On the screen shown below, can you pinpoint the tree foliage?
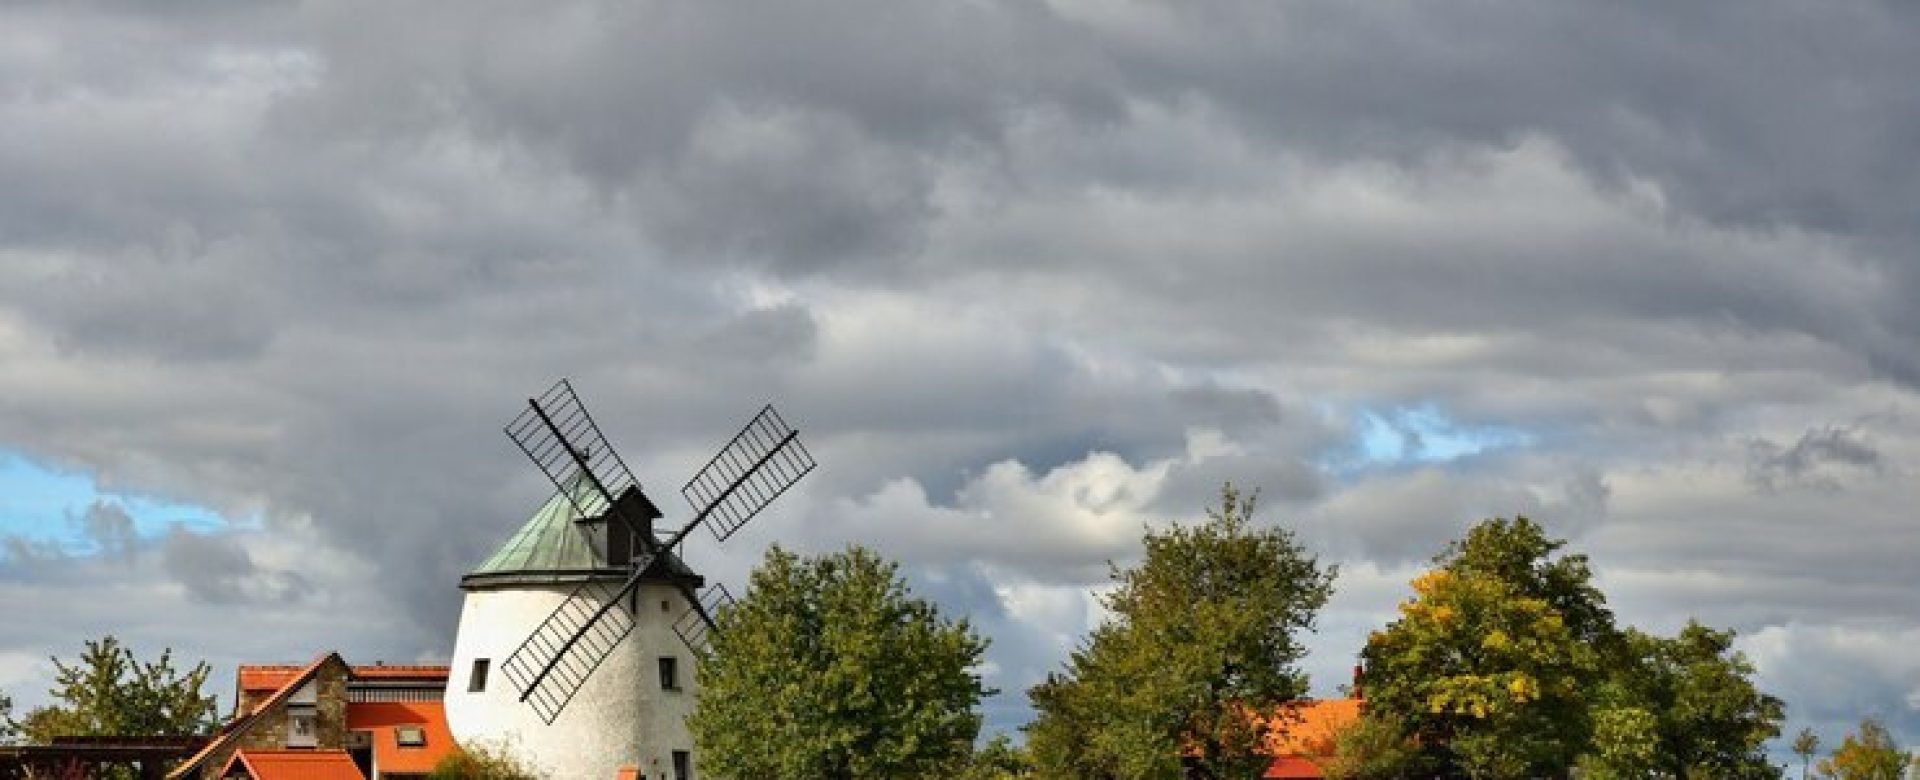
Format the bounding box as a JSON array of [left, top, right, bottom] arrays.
[[1609, 623, 1783, 778], [0, 690, 14, 744], [959, 733, 1033, 780], [1356, 517, 1785, 780], [6, 636, 216, 743], [1027, 484, 1337, 780], [688, 545, 990, 780], [1794, 727, 1821, 780], [428, 739, 546, 780], [1359, 519, 1606, 778], [1817, 719, 1913, 780]]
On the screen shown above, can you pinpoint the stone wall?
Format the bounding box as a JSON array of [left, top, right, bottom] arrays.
[[193, 657, 352, 779]]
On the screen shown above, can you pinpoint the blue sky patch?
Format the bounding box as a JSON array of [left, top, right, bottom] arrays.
[[0, 450, 229, 555], [1346, 404, 1534, 468]]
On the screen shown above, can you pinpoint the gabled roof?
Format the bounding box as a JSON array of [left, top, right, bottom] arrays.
[[345, 701, 454, 775], [169, 652, 345, 780], [221, 749, 365, 780]]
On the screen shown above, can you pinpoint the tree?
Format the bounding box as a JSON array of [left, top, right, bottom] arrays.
[[1360, 564, 1600, 779], [1026, 484, 1337, 780], [688, 545, 990, 779], [1360, 518, 1611, 779], [0, 690, 14, 745], [7, 636, 216, 743], [428, 739, 546, 780], [1357, 517, 1786, 780], [1611, 623, 1783, 778], [1794, 727, 1821, 780], [1817, 719, 1912, 780], [959, 733, 1033, 780]]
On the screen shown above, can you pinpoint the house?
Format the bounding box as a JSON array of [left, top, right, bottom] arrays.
[[164, 653, 453, 780], [1260, 697, 1365, 780]]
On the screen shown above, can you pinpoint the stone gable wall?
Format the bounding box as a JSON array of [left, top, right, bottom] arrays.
[[193, 658, 352, 779]]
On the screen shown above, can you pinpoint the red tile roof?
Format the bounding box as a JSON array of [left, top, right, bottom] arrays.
[[221, 750, 366, 780], [1260, 698, 1364, 780], [615, 767, 641, 780], [345, 701, 455, 775], [238, 665, 448, 694]]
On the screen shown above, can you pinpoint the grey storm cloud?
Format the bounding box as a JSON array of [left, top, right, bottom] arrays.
[[2, 0, 1918, 749]]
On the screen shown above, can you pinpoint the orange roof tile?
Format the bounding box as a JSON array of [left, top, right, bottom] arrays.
[[222, 750, 366, 780], [615, 767, 641, 780], [239, 664, 449, 692], [238, 666, 306, 694], [346, 701, 455, 775], [1265, 755, 1331, 779], [349, 665, 449, 681], [1263, 698, 1363, 757]]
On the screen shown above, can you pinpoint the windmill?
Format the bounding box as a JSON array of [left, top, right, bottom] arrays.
[[445, 379, 813, 780]]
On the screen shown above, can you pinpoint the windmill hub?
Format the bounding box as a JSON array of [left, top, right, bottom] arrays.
[[444, 380, 814, 780]]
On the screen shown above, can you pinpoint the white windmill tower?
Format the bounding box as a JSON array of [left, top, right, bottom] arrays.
[[446, 380, 814, 780]]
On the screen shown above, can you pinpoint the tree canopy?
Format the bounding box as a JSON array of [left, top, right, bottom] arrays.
[[1817, 719, 1914, 780], [687, 544, 990, 780], [1352, 517, 1784, 780], [1026, 484, 1336, 780], [5, 635, 216, 743]]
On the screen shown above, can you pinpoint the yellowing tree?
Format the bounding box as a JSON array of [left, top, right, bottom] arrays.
[[1818, 719, 1913, 780], [1361, 566, 1599, 779]]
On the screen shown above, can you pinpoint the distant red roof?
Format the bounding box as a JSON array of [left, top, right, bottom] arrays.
[[1260, 698, 1364, 779], [238, 665, 448, 694], [346, 701, 455, 775], [615, 767, 641, 780], [221, 749, 365, 780]]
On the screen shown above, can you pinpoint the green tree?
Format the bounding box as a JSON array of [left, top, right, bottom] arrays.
[[0, 690, 14, 744], [688, 545, 990, 779], [1817, 719, 1911, 780], [428, 739, 546, 780], [1027, 484, 1337, 780], [8, 636, 216, 743], [1794, 727, 1821, 780], [959, 733, 1033, 780], [1610, 623, 1783, 778]]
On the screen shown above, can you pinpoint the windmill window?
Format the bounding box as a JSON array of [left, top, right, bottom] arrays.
[[469, 658, 490, 693], [658, 657, 680, 691], [395, 725, 426, 748], [672, 750, 691, 780]]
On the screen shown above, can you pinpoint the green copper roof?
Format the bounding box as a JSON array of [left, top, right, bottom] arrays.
[[470, 478, 607, 577], [463, 476, 702, 590]]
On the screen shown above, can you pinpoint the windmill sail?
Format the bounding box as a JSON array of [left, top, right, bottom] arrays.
[[681, 405, 816, 542], [505, 380, 646, 535], [499, 383, 813, 724], [498, 575, 641, 724]]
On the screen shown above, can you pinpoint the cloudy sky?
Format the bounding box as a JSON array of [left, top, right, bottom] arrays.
[[3, 0, 1917, 759]]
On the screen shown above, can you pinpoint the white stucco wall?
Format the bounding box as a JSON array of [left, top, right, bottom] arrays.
[[446, 580, 701, 780]]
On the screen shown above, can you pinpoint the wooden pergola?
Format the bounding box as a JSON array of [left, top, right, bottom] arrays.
[[0, 736, 205, 780]]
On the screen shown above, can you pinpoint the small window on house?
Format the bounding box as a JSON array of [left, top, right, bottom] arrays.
[[658, 657, 679, 691], [672, 750, 691, 780], [469, 658, 490, 693], [287, 704, 318, 748], [395, 725, 426, 748]]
